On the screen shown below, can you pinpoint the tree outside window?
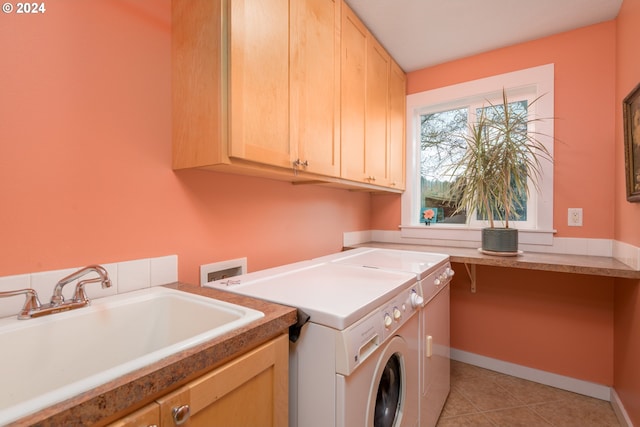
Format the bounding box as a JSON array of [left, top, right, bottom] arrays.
[[419, 100, 530, 225]]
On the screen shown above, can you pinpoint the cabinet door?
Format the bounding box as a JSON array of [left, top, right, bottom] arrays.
[[290, 0, 341, 176], [229, 0, 292, 168], [388, 60, 406, 190], [365, 38, 391, 185], [172, 0, 225, 170], [340, 3, 367, 182], [106, 402, 160, 427], [158, 334, 289, 427]]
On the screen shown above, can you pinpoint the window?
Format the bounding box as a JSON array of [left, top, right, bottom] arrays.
[[420, 98, 533, 226], [401, 64, 555, 245]]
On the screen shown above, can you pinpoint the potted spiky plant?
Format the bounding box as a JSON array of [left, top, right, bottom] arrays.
[[446, 90, 552, 254]]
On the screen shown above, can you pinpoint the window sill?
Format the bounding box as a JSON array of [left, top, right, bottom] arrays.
[[399, 225, 556, 246]]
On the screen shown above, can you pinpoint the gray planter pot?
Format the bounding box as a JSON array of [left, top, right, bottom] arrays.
[[481, 227, 518, 254]]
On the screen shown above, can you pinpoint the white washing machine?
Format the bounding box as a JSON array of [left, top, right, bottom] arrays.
[[315, 247, 454, 427], [206, 261, 422, 427]]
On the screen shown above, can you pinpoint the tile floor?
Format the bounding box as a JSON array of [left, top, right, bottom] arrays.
[[436, 361, 622, 427]]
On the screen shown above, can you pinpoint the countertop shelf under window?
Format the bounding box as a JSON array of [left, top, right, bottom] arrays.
[[347, 242, 640, 291]]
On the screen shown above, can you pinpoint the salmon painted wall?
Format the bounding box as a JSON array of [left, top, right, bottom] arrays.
[[373, 21, 618, 237], [0, 0, 370, 285], [451, 264, 614, 385], [616, 0, 640, 249], [614, 0, 640, 424], [371, 23, 621, 386]]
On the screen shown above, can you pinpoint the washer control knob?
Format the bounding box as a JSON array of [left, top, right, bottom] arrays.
[[446, 267, 455, 277], [434, 278, 441, 286], [384, 313, 393, 328], [392, 307, 402, 321], [410, 291, 424, 308]]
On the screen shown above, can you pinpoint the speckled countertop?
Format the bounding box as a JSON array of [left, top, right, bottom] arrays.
[[11, 283, 297, 427], [349, 242, 640, 279]]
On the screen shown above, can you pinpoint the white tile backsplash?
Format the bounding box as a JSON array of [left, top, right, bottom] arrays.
[[0, 255, 177, 319], [559, 238, 589, 256], [151, 255, 178, 286], [614, 241, 640, 270], [586, 239, 613, 257], [343, 230, 373, 247], [356, 230, 638, 267], [117, 259, 152, 294]]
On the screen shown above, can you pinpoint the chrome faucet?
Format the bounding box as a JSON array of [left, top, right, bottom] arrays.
[[51, 265, 112, 306], [0, 265, 112, 319]]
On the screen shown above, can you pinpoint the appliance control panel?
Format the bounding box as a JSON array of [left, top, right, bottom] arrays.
[[420, 262, 454, 304], [335, 284, 420, 376]]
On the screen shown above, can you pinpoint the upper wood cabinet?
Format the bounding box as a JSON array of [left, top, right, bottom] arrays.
[[365, 37, 391, 186], [290, 0, 341, 177], [172, 0, 225, 170], [340, 4, 367, 183], [172, 0, 404, 192], [228, 0, 291, 169], [388, 60, 407, 190], [340, 2, 406, 189], [173, 0, 340, 178], [173, 0, 291, 172]]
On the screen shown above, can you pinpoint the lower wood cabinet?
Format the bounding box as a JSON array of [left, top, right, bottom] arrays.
[[108, 334, 288, 427], [107, 402, 160, 427]]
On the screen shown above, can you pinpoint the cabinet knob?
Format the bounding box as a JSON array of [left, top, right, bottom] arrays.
[[293, 159, 309, 167], [172, 404, 191, 425]]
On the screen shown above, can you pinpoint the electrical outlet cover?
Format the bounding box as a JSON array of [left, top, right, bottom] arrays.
[[568, 208, 583, 226]]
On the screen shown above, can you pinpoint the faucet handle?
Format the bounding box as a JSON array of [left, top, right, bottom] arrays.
[[0, 288, 42, 319], [72, 277, 103, 304]]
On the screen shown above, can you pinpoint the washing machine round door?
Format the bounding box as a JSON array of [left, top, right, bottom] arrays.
[[367, 336, 407, 427]]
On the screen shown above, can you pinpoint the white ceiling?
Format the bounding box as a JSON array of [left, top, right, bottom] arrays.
[[344, 0, 623, 72]]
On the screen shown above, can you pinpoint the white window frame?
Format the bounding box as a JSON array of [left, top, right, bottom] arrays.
[[401, 64, 555, 246]]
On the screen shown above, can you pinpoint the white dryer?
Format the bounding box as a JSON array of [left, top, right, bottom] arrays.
[[206, 261, 422, 427], [316, 247, 454, 427]]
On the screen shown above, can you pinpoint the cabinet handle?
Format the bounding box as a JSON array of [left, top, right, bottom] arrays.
[[172, 404, 191, 425]]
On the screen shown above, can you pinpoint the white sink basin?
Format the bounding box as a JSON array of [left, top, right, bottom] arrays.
[[0, 286, 264, 425]]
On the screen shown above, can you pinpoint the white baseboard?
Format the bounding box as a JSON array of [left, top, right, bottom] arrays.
[[450, 348, 611, 401], [611, 388, 634, 427]]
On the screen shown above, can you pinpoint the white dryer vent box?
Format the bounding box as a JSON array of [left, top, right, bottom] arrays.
[[200, 257, 247, 286]]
